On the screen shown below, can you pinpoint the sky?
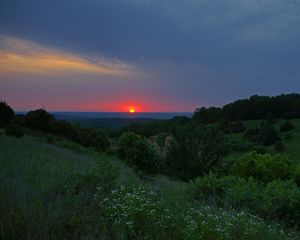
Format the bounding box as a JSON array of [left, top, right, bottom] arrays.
[[1, 0, 300, 112]]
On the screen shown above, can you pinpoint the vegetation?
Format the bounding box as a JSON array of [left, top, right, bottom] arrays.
[[232, 151, 297, 182], [166, 125, 229, 180], [1, 94, 300, 239], [1, 135, 299, 240], [187, 174, 300, 228], [118, 132, 163, 174], [0, 100, 15, 127]]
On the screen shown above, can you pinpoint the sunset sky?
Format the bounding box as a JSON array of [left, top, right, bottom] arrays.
[[1, 0, 300, 112]]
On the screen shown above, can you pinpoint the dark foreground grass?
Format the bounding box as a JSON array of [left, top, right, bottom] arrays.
[[0, 134, 299, 240]]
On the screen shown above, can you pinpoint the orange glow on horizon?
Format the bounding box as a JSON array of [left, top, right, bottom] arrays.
[[129, 107, 135, 113]]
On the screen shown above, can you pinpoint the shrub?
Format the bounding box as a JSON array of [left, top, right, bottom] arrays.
[[284, 133, 293, 140], [218, 118, 232, 133], [274, 142, 285, 152], [243, 124, 280, 146], [0, 101, 15, 127], [265, 112, 276, 124], [24, 109, 54, 131], [98, 184, 298, 239], [79, 128, 110, 151], [51, 120, 79, 141], [187, 174, 300, 228], [243, 128, 261, 143], [280, 121, 295, 132], [166, 126, 229, 181], [231, 120, 246, 133], [251, 145, 267, 154], [118, 132, 163, 174], [5, 122, 24, 137], [259, 124, 280, 146], [233, 152, 293, 182]]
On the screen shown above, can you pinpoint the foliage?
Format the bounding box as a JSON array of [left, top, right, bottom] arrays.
[[265, 112, 276, 124], [24, 109, 55, 131], [123, 116, 190, 138], [166, 125, 229, 180], [187, 174, 300, 228], [274, 142, 285, 152], [5, 120, 24, 137], [223, 94, 300, 120], [118, 132, 163, 174], [218, 119, 246, 133], [78, 127, 110, 151], [243, 123, 280, 146], [233, 152, 294, 182], [193, 107, 223, 124], [231, 119, 246, 133], [280, 121, 296, 132], [0, 135, 119, 240], [0, 100, 15, 127], [51, 120, 79, 141], [1, 132, 300, 239], [260, 123, 281, 145], [98, 184, 299, 240]]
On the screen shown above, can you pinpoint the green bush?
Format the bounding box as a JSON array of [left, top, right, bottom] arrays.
[[5, 123, 24, 138], [79, 128, 110, 151], [231, 120, 246, 133], [274, 142, 285, 152], [98, 184, 298, 239], [260, 124, 280, 146], [118, 132, 163, 174], [243, 124, 280, 146], [187, 174, 300, 228], [251, 145, 267, 154], [280, 121, 295, 132], [24, 109, 54, 131], [243, 128, 261, 143], [233, 152, 293, 182], [166, 126, 229, 180]]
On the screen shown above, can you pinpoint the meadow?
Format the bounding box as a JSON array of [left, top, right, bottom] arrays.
[[1, 95, 300, 239], [225, 119, 300, 162], [1, 134, 299, 240]]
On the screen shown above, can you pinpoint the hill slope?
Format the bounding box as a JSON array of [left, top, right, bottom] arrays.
[[0, 134, 299, 240]]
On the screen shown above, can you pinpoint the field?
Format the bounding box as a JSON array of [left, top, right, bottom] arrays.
[[226, 119, 300, 163], [1, 133, 299, 239]]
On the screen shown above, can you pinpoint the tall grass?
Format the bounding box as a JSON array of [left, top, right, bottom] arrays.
[[0, 135, 299, 239]]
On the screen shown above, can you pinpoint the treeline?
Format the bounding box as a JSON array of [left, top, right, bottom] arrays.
[[194, 93, 300, 124], [122, 94, 300, 137], [0, 101, 110, 151]]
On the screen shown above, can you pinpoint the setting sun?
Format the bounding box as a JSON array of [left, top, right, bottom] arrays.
[[129, 107, 135, 113]]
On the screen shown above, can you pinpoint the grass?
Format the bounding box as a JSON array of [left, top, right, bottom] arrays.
[[0, 133, 299, 239], [226, 119, 300, 163]]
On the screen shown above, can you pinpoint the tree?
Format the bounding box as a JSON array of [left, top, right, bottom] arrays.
[[118, 132, 163, 174], [166, 126, 229, 181], [233, 152, 293, 182], [0, 101, 15, 127], [280, 121, 295, 132], [24, 109, 54, 131], [231, 120, 246, 133], [192, 107, 223, 124], [79, 127, 110, 151], [260, 124, 280, 146]]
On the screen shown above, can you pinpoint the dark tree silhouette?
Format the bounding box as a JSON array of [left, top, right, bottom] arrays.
[[0, 101, 15, 127]]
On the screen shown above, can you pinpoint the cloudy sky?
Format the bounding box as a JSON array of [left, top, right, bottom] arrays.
[[1, 0, 300, 112]]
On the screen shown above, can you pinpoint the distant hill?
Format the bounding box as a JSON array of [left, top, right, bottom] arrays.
[[54, 115, 159, 129]]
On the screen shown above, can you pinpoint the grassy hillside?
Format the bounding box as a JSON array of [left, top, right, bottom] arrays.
[[227, 119, 300, 163], [0, 134, 299, 239]]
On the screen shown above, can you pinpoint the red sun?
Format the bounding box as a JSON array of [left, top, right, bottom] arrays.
[[129, 107, 135, 113]]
